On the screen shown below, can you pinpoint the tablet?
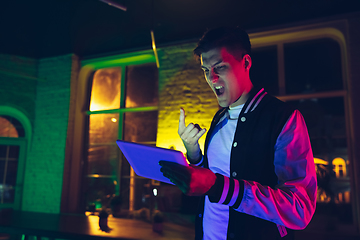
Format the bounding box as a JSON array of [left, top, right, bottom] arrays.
[[116, 140, 188, 185]]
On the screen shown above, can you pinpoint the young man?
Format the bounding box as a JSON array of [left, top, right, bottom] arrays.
[[159, 27, 317, 240]]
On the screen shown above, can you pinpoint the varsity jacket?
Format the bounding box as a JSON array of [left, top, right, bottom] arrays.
[[194, 87, 317, 240]]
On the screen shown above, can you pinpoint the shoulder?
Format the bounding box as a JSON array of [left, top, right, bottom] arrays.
[[247, 88, 295, 117]]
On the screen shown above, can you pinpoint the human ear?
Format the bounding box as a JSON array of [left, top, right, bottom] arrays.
[[243, 54, 252, 70]]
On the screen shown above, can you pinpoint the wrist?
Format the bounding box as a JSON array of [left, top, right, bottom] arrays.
[[206, 173, 224, 202], [207, 174, 244, 209], [186, 149, 202, 164]]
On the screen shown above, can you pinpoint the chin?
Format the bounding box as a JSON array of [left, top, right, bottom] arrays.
[[218, 101, 229, 108]]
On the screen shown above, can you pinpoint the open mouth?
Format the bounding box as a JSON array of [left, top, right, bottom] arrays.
[[215, 86, 225, 96]]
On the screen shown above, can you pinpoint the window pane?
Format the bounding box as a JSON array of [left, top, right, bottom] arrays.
[[89, 67, 121, 111], [123, 111, 158, 143], [0, 145, 19, 204], [118, 177, 151, 211], [89, 113, 119, 145], [6, 146, 20, 189], [87, 145, 119, 175], [6, 161, 18, 187], [125, 63, 158, 108], [8, 145, 20, 159], [120, 110, 158, 211], [250, 46, 279, 95], [288, 97, 352, 225], [84, 176, 117, 209], [0, 182, 14, 204], [0, 145, 7, 158], [284, 38, 343, 94], [0, 116, 25, 138], [85, 113, 120, 207], [88, 113, 119, 175]]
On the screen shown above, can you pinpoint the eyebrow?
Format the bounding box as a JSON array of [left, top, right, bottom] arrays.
[[201, 60, 223, 70]]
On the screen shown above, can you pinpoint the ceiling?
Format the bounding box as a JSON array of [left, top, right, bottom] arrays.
[[1, 0, 359, 59]]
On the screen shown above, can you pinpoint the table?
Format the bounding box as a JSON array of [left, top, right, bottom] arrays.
[[0, 210, 195, 240]]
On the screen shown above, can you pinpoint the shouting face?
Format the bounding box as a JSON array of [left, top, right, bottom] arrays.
[[201, 47, 252, 108]]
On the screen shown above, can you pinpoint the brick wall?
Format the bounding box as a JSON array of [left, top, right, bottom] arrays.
[[22, 54, 78, 213], [0, 54, 38, 125], [156, 43, 219, 153]]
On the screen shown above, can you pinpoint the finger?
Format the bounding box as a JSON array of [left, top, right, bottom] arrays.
[[194, 124, 201, 131], [194, 128, 207, 140], [178, 108, 186, 134], [159, 160, 183, 168], [183, 125, 205, 143], [187, 126, 201, 138], [160, 164, 189, 178], [181, 123, 196, 138], [162, 172, 189, 194], [159, 160, 172, 166]]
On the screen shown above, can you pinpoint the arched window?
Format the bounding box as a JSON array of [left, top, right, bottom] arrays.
[[0, 107, 30, 210]]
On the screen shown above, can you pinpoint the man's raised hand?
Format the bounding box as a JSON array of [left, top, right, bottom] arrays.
[[178, 108, 206, 162]]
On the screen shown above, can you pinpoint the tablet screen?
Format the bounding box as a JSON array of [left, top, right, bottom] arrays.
[[116, 140, 188, 185]]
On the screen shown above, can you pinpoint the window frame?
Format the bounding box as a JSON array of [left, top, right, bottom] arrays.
[[249, 22, 358, 232], [0, 137, 27, 210], [0, 106, 30, 210], [63, 50, 159, 213]]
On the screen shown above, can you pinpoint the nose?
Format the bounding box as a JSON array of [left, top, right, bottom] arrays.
[[208, 68, 219, 83]]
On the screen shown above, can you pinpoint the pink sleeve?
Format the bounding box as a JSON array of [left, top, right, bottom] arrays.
[[209, 110, 317, 230], [238, 110, 317, 229]]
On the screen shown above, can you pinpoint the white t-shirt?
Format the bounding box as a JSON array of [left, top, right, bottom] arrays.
[[203, 104, 243, 240]]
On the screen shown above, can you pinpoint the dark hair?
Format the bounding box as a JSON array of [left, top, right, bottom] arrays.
[[193, 27, 251, 61]]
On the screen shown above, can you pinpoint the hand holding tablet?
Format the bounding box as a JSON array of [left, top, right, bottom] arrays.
[[116, 140, 189, 185]]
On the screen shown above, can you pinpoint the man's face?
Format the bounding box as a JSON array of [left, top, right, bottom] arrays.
[[200, 47, 251, 108]]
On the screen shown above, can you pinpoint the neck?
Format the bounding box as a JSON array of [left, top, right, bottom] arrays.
[[230, 83, 253, 108]]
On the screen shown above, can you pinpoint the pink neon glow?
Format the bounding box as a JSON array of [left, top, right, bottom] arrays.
[[219, 177, 229, 204], [229, 179, 239, 206], [99, 0, 127, 11], [244, 88, 264, 113], [251, 91, 267, 112]]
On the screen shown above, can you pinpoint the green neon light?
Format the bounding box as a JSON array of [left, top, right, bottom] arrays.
[[86, 106, 158, 115], [82, 51, 156, 70]]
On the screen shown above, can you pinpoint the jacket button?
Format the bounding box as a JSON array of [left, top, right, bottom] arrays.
[[232, 172, 237, 177], [233, 142, 237, 147], [241, 117, 246, 122], [198, 214, 202, 218]]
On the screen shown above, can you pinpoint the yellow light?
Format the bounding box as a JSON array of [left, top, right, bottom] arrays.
[[89, 68, 121, 111], [314, 158, 328, 165], [111, 118, 117, 122], [332, 157, 346, 178], [151, 30, 160, 68]]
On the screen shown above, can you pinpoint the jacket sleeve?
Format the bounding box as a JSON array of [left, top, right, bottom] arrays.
[[207, 110, 317, 230]]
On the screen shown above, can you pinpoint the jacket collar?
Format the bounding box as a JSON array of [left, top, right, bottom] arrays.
[[241, 86, 267, 114], [210, 87, 267, 130]]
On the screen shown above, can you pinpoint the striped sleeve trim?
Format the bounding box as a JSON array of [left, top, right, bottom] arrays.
[[207, 173, 244, 208], [218, 177, 230, 204]]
